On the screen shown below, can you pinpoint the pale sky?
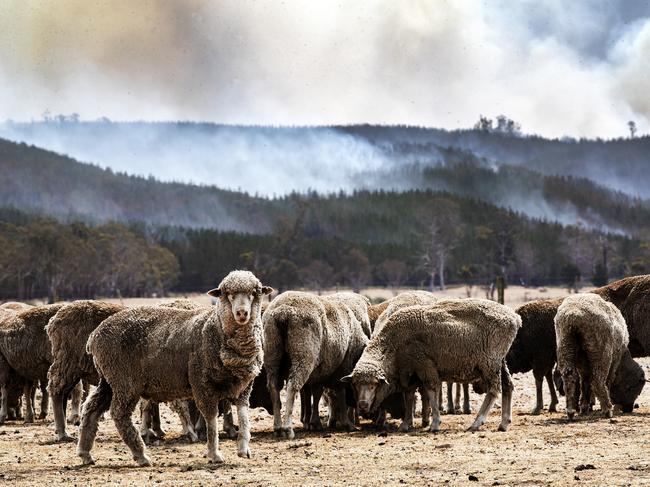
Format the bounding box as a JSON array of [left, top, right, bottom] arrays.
[[1, 0, 649, 138]]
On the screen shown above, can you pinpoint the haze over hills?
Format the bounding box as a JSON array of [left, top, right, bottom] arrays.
[[1, 122, 649, 235]]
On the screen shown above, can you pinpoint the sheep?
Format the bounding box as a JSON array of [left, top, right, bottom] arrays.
[[594, 274, 650, 357], [0, 304, 64, 424], [368, 300, 389, 332], [555, 293, 631, 419], [0, 302, 32, 311], [508, 298, 563, 414], [342, 298, 521, 432], [512, 297, 644, 415], [47, 298, 208, 443], [368, 290, 440, 430], [78, 271, 273, 466], [263, 291, 369, 439]]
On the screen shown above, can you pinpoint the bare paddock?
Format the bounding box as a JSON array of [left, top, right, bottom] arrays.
[[1, 358, 649, 486]]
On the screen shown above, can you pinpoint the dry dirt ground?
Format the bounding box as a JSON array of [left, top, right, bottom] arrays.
[[1, 360, 650, 486], [2, 287, 649, 486]]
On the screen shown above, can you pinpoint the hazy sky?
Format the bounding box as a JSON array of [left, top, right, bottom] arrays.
[[1, 0, 649, 137]]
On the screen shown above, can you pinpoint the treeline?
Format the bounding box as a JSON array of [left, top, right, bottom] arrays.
[[3, 185, 650, 300], [0, 210, 179, 301]]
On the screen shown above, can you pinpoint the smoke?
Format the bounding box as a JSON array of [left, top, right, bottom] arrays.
[[1, 1, 649, 138]]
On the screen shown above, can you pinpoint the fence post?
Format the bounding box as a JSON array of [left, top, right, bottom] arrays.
[[496, 276, 505, 304]]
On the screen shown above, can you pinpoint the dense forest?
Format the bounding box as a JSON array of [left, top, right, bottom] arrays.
[[2, 129, 650, 301]]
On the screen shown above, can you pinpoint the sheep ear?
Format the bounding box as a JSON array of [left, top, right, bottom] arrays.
[[379, 376, 389, 385], [340, 374, 353, 383], [207, 288, 222, 298], [261, 286, 275, 295]]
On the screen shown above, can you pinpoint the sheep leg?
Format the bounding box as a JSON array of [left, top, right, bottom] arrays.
[[424, 382, 442, 432], [308, 386, 323, 430], [139, 400, 158, 444], [150, 401, 165, 439], [221, 400, 238, 439], [498, 361, 514, 431], [398, 390, 415, 432], [77, 378, 112, 465], [558, 332, 579, 419], [438, 386, 444, 414], [269, 381, 283, 436], [195, 413, 206, 441], [169, 400, 199, 443], [468, 370, 499, 432], [300, 388, 311, 427], [0, 384, 8, 424], [462, 383, 472, 414], [334, 386, 355, 431], [112, 395, 151, 466], [39, 381, 49, 419], [52, 387, 75, 442], [531, 369, 544, 415], [235, 401, 252, 458], [420, 388, 431, 428], [281, 382, 301, 439], [590, 354, 613, 418], [545, 370, 559, 412], [446, 382, 454, 414], [201, 403, 224, 464], [23, 382, 35, 423], [67, 381, 83, 425], [453, 383, 462, 414]]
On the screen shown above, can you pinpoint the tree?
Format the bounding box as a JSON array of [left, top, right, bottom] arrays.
[[377, 260, 408, 293], [474, 115, 493, 132], [419, 200, 461, 291], [628, 120, 637, 138], [340, 248, 370, 293], [299, 260, 334, 294]]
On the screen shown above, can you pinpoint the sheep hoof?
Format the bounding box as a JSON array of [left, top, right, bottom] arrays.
[[67, 414, 81, 425], [78, 452, 95, 465], [398, 422, 411, 433], [185, 432, 199, 443], [497, 422, 510, 432], [207, 451, 225, 464], [308, 421, 323, 431], [548, 404, 558, 413], [56, 433, 76, 443], [141, 429, 162, 445], [38, 412, 47, 420], [566, 410, 576, 420], [454, 407, 462, 415], [530, 407, 542, 415], [467, 424, 481, 432], [224, 428, 238, 440], [24, 413, 35, 424], [282, 427, 295, 440], [463, 408, 472, 415], [603, 409, 613, 419], [237, 448, 251, 459], [136, 455, 152, 467]]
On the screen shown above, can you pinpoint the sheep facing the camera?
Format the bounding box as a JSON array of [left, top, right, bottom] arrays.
[[78, 271, 272, 466], [343, 299, 521, 433]]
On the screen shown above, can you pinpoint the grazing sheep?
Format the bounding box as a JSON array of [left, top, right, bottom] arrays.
[[78, 271, 272, 466], [263, 291, 368, 439], [0, 304, 64, 424], [594, 275, 650, 357], [508, 298, 563, 414], [343, 299, 521, 432], [368, 290, 441, 430], [514, 297, 644, 414], [47, 299, 203, 443], [555, 293, 629, 419]]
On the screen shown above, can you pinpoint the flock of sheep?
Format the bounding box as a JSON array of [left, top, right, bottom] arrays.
[[0, 270, 649, 468]]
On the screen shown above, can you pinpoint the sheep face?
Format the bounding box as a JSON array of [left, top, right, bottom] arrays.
[[341, 373, 389, 414], [206, 270, 274, 325]]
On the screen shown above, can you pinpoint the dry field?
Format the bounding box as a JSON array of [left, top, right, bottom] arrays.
[[2, 286, 649, 486]]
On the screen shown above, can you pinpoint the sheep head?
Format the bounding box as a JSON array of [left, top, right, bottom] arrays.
[[341, 364, 390, 414], [207, 270, 274, 326]]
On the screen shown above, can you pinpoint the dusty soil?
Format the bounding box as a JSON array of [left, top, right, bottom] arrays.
[[1, 358, 650, 486]]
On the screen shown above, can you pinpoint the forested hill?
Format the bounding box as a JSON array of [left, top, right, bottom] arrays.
[[1, 137, 649, 236], [3, 136, 650, 299]]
